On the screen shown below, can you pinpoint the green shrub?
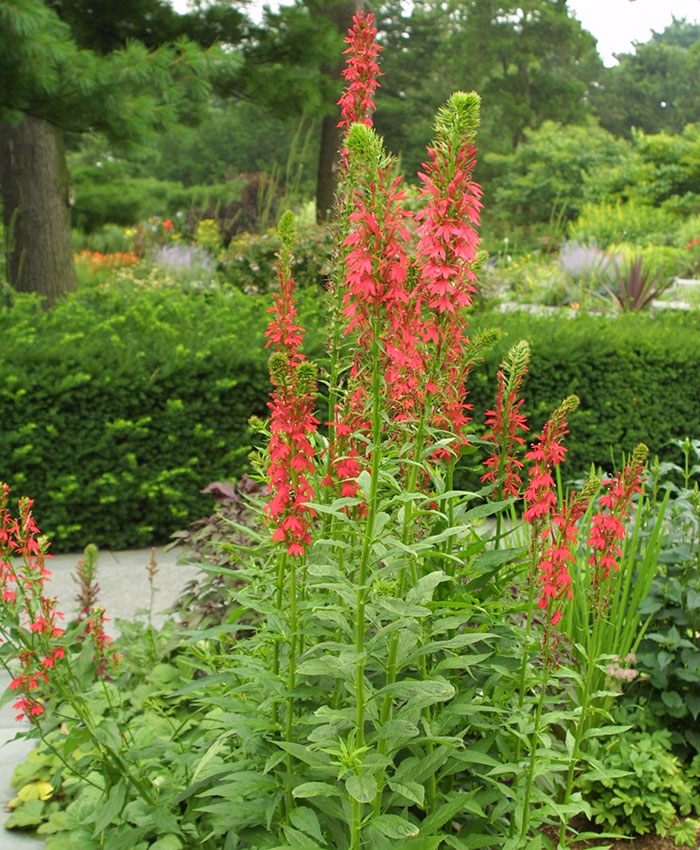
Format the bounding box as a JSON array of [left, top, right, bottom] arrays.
[[71, 225, 134, 254], [0, 279, 326, 553], [487, 120, 629, 226], [220, 225, 332, 294], [567, 199, 678, 248], [581, 728, 700, 839]]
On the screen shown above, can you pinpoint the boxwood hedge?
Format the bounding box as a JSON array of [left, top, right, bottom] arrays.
[[2, 284, 698, 553]]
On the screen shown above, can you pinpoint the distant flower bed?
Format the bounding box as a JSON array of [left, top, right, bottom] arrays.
[[75, 250, 138, 269]]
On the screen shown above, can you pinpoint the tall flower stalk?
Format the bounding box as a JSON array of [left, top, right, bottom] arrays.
[[512, 394, 579, 826], [414, 92, 483, 457], [325, 10, 383, 510], [482, 340, 530, 548], [559, 444, 648, 847], [264, 213, 318, 807]]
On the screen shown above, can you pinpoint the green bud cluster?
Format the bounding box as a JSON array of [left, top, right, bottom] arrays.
[[580, 470, 602, 504], [631, 443, 649, 469], [559, 394, 580, 420], [268, 352, 290, 386], [278, 210, 296, 250], [501, 339, 530, 391], [296, 361, 318, 395], [434, 90, 481, 150], [346, 123, 387, 174]]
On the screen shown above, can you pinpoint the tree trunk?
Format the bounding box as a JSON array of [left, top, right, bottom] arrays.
[[316, 111, 344, 223], [314, 0, 365, 223], [0, 114, 76, 307]]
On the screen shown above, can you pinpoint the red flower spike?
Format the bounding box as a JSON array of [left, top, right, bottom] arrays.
[[413, 98, 484, 454], [264, 222, 319, 558], [537, 473, 600, 664], [338, 11, 382, 131], [523, 396, 579, 528], [587, 445, 648, 609], [481, 341, 530, 498]]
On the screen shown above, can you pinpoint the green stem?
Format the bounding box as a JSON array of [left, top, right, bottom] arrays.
[[272, 550, 287, 678], [559, 614, 601, 847], [520, 662, 549, 840], [510, 520, 542, 838], [351, 330, 382, 850], [285, 556, 299, 816]]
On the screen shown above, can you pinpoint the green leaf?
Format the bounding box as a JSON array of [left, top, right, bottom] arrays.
[[583, 724, 630, 740], [4, 798, 45, 829], [93, 783, 126, 836], [290, 806, 324, 843], [192, 731, 235, 782], [471, 548, 523, 571], [293, 782, 342, 799], [357, 470, 372, 499], [281, 825, 324, 848], [661, 690, 685, 713], [406, 571, 451, 605], [149, 837, 183, 850], [378, 679, 456, 710], [686, 588, 700, 611], [372, 814, 419, 839], [151, 807, 181, 834], [463, 499, 514, 521], [387, 779, 425, 806], [686, 694, 700, 720], [345, 774, 377, 803]]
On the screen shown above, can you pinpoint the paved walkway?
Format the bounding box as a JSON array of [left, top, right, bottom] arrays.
[[1, 546, 198, 848]]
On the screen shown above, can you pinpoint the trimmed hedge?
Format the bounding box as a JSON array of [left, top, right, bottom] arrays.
[[0, 284, 325, 553], [2, 285, 699, 553]]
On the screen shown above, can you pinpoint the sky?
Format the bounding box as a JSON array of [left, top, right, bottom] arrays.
[[172, 0, 700, 65], [565, 0, 700, 65]]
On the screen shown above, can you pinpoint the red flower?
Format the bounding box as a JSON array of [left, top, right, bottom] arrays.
[[163, 219, 174, 231], [481, 342, 530, 498], [337, 11, 382, 131], [587, 444, 648, 608], [1, 487, 68, 722], [264, 219, 319, 557], [413, 93, 483, 453], [523, 396, 579, 528]]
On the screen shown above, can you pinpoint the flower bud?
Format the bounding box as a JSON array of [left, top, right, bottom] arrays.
[[434, 91, 481, 149], [268, 352, 290, 386], [631, 443, 649, 470], [346, 123, 386, 173], [295, 361, 318, 396], [278, 210, 296, 251]]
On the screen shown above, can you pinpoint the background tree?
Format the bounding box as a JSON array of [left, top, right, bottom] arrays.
[[0, 0, 234, 305], [236, 0, 362, 221], [444, 0, 602, 153], [591, 18, 700, 138]]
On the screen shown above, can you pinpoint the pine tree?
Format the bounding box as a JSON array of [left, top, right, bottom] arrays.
[[0, 0, 229, 305]]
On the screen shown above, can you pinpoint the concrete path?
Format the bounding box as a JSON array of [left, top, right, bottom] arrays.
[[1, 546, 198, 848]]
